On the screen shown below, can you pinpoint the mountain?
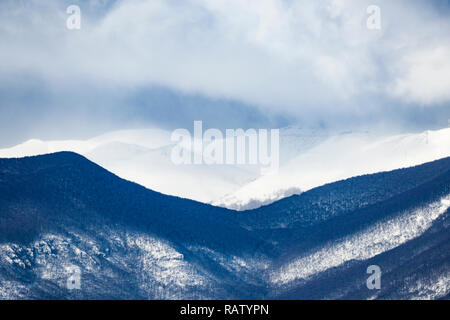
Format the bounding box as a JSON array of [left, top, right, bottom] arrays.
[[1, 127, 449, 210], [0, 152, 270, 299], [252, 164, 450, 299], [0, 152, 449, 299], [0, 128, 263, 205], [215, 127, 450, 209]]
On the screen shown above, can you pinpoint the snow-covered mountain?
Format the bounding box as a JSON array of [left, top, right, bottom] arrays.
[[0, 128, 261, 204], [1, 152, 449, 299], [216, 128, 450, 209], [1, 127, 449, 210]]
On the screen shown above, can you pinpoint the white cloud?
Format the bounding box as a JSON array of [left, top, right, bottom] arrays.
[[391, 45, 450, 105], [0, 0, 449, 117]]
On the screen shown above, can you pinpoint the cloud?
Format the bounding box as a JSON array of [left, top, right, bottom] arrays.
[[391, 45, 450, 105], [0, 0, 449, 131]]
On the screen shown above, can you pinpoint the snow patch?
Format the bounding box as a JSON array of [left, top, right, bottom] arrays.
[[271, 195, 450, 285]]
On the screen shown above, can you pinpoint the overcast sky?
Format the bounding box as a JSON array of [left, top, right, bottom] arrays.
[[0, 0, 449, 146]]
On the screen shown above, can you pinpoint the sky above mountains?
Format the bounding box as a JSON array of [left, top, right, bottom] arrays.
[[1, 0, 450, 146]]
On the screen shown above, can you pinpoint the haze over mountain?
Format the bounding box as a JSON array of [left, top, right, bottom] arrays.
[[0, 152, 449, 299], [1, 126, 449, 210]]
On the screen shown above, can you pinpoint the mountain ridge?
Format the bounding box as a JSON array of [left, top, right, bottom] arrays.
[[1, 152, 449, 299], [2, 127, 450, 210]]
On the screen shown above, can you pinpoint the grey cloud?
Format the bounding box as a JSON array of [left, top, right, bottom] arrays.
[[0, 0, 449, 145]]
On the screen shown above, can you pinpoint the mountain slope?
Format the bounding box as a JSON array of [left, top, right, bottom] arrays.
[[0, 152, 449, 299], [0, 152, 268, 253], [237, 156, 450, 230], [1, 127, 449, 210], [0, 152, 272, 299], [217, 128, 450, 209]]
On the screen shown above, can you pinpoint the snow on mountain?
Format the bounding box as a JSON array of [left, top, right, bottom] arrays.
[[214, 128, 450, 210], [271, 196, 450, 286], [0, 229, 211, 299], [0, 127, 449, 209], [0, 128, 258, 202], [0, 126, 324, 204]]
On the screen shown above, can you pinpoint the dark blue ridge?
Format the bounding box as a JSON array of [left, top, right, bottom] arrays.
[[0, 151, 449, 299]]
